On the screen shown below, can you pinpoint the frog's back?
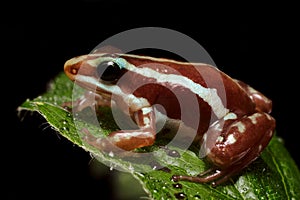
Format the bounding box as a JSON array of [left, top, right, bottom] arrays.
[[123, 55, 255, 117]]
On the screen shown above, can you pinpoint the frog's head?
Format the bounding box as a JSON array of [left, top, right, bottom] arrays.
[[64, 53, 151, 112], [64, 53, 131, 96]]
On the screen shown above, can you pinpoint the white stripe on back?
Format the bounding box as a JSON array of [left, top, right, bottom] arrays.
[[123, 60, 229, 118]]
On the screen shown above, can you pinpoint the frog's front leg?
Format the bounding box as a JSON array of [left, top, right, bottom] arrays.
[[173, 111, 275, 186], [83, 107, 156, 151]]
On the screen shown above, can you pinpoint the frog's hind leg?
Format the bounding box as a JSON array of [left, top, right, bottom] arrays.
[[173, 111, 275, 186], [209, 127, 275, 187]]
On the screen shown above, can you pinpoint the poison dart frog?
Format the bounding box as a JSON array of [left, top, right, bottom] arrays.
[[64, 50, 275, 186]]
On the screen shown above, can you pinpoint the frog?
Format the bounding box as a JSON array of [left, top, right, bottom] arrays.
[[63, 50, 275, 186]]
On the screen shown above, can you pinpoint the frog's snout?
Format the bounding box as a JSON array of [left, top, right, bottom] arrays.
[[64, 56, 83, 81]]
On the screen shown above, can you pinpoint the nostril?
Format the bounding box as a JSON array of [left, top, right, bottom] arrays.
[[70, 67, 78, 75], [64, 57, 82, 75]]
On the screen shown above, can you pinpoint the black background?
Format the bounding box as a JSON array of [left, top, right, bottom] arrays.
[[3, 1, 299, 199]]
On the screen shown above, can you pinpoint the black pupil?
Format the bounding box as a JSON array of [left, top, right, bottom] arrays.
[[97, 61, 122, 82]]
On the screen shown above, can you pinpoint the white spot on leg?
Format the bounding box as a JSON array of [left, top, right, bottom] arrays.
[[249, 113, 262, 124], [114, 135, 121, 143], [202, 133, 208, 143], [216, 136, 224, 142], [225, 134, 237, 145], [265, 113, 272, 121], [214, 123, 222, 131], [142, 107, 152, 115], [232, 121, 246, 133], [268, 130, 273, 137], [143, 117, 150, 127], [224, 112, 237, 120], [258, 144, 263, 152]]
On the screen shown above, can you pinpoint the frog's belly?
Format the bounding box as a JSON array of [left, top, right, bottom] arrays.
[[154, 106, 202, 148]]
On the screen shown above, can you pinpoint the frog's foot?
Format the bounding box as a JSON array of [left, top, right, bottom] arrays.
[[172, 167, 238, 187], [173, 111, 275, 186], [81, 107, 157, 152], [171, 168, 223, 186]]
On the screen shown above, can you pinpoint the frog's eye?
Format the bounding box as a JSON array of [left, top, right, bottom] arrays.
[[96, 61, 125, 83]]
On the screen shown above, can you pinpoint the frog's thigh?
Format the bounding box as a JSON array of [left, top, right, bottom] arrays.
[[206, 112, 275, 168], [176, 112, 275, 186]]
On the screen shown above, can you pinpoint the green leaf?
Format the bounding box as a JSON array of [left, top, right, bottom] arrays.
[[18, 72, 300, 199]]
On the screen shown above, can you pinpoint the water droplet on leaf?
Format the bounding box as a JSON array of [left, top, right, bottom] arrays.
[[172, 183, 182, 189], [174, 192, 186, 199]]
